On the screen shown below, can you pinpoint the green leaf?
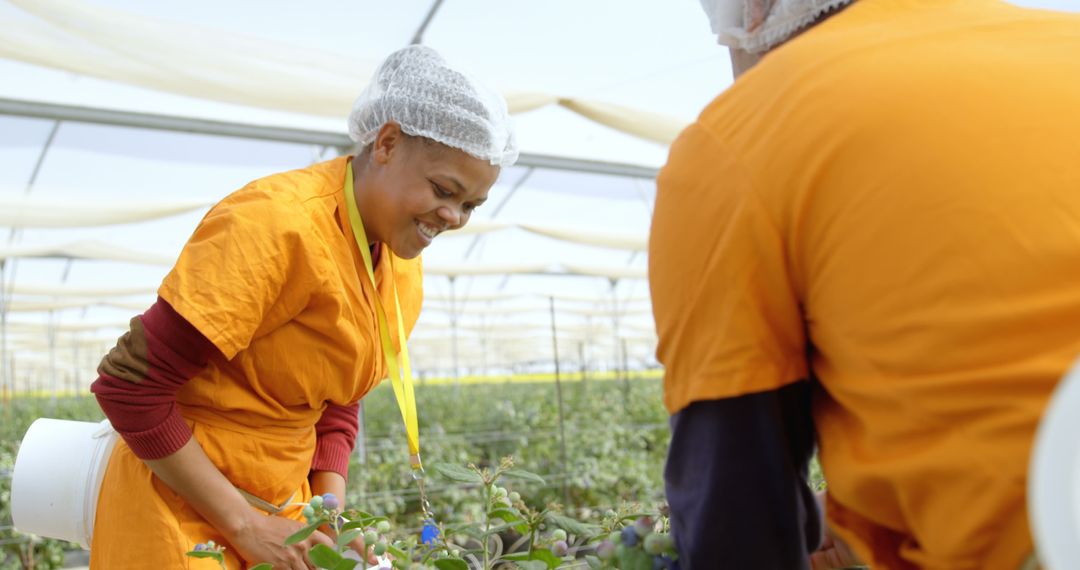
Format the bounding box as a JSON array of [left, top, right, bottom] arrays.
[[331, 559, 358, 570], [545, 513, 601, 538], [341, 515, 387, 532], [336, 529, 362, 549], [501, 468, 546, 485], [445, 524, 484, 539], [433, 559, 469, 570], [249, 564, 274, 570], [484, 521, 523, 536], [431, 462, 484, 484], [527, 548, 562, 569], [185, 551, 224, 562], [618, 512, 656, 523], [285, 521, 322, 545], [343, 509, 376, 520], [387, 544, 409, 560], [585, 555, 602, 569], [618, 546, 653, 570], [308, 544, 344, 567], [488, 508, 522, 522]]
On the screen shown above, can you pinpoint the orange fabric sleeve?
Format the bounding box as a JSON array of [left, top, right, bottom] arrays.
[[158, 188, 321, 359], [650, 124, 808, 415]]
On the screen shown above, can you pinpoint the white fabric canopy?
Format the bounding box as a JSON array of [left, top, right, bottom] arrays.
[[1, 0, 687, 145], [0, 240, 175, 265], [5, 283, 158, 297], [5, 299, 150, 312], [0, 195, 211, 228], [6, 320, 129, 332]]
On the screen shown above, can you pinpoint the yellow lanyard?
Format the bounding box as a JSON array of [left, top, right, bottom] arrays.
[[343, 161, 422, 471]]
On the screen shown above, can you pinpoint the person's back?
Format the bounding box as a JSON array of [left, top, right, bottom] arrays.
[[652, 0, 1080, 567]]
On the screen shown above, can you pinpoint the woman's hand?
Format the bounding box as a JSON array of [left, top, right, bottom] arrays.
[[309, 470, 373, 560], [809, 490, 863, 570], [145, 440, 334, 569], [225, 511, 335, 570], [809, 526, 861, 570]]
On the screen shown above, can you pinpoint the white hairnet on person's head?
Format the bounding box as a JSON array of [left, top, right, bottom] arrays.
[[348, 45, 518, 167], [699, 0, 854, 54]]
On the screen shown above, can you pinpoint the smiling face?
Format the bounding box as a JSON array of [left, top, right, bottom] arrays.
[[353, 123, 501, 259]]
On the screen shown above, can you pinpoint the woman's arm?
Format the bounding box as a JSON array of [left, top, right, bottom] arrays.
[[92, 298, 332, 568], [310, 403, 367, 557]]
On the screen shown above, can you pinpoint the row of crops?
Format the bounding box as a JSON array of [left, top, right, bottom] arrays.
[[0, 377, 671, 569]]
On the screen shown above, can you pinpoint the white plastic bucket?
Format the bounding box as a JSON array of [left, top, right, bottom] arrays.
[[1029, 358, 1080, 569], [11, 418, 118, 549]]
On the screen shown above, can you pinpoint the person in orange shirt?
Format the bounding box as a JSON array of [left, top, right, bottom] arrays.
[[651, 0, 1080, 569], [89, 45, 516, 569]]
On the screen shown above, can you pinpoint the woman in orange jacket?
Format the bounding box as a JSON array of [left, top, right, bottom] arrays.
[[89, 45, 517, 569]]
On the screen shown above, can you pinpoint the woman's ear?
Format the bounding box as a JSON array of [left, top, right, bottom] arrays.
[[372, 122, 404, 165]]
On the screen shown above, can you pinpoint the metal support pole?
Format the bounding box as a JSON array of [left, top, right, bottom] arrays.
[[0, 260, 8, 405], [579, 341, 587, 383], [621, 338, 630, 383], [610, 278, 629, 407], [356, 400, 368, 508], [549, 296, 570, 505], [48, 309, 57, 406], [410, 0, 447, 45], [448, 276, 460, 389], [356, 401, 367, 465]]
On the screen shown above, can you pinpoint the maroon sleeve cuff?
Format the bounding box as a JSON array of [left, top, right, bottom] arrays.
[[117, 405, 193, 460], [311, 401, 359, 478], [311, 434, 353, 478]]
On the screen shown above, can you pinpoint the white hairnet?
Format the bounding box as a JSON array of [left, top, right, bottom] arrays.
[[348, 45, 518, 167], [699, 0, 854, 54]]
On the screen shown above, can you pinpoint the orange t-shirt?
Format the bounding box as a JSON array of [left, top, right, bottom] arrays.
[[161, 156, 422, 483], [650, 1, 1080, 568]]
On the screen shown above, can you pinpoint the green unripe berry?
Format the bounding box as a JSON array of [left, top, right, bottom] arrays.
[[644, 533, 673, 555], [302, 505, 315, 520], [508, 491, 521, 503], [373, 541, 388, 556], [309, 495, 324, 509], [376, 520, 391, 533], [494, 486, 508, 499], [633, 516, 654, 537], [552, 529, 567, 542], [451, 549, 460, 558], [363, 530, 379, 546], [596, 539, 616, 560]]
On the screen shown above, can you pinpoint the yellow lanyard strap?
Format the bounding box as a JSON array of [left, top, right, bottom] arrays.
[[344, 161, 422, 471]]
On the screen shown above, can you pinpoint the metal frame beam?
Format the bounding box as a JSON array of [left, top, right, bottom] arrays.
[[0, 97, 660, 179]]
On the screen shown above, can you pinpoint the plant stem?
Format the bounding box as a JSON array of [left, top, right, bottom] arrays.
[[483, 485, 491, 570]]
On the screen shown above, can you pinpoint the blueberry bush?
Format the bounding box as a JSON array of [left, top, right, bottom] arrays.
[[187, 456, 680, 570]]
